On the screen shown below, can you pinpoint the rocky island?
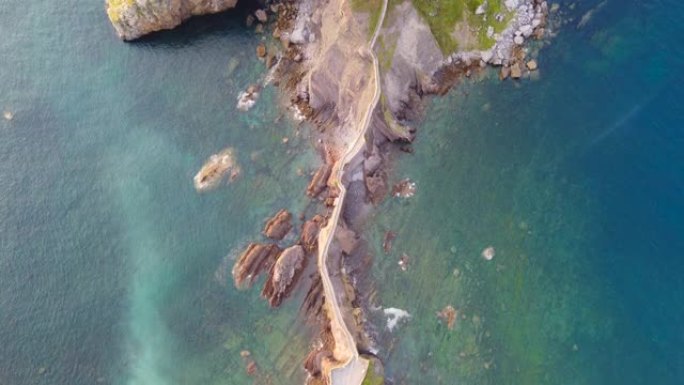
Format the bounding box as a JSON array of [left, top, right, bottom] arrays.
[[106, 0, 552, 384]]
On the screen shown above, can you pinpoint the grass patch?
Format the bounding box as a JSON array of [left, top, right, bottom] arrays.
[[361, 360, 384, 385], [411, 0, 513, 53]]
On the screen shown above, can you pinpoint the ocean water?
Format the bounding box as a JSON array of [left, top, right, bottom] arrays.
[[0, 1, 316, 384], [368, 0, 684, 384], [1, 1, 683, 385]]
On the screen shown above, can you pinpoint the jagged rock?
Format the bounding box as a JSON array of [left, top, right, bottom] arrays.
[[301, 215, 325, 252], [365, 172, 387, 204], [526, 60, 538, 71], [306, 164, 332, 198], [106, 0, 239, 41], [194, 147, 240, 191], [232, 243, 281, 289], [261, 245, 305, 306], [262, 209, 293, 240]]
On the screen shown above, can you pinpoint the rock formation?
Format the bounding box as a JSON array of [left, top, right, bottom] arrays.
[[300, 215, 325, 252], [106, 0, 239, 41], [232, 243, 281, 289], [262, 209, 293, 240], [261, 245, 305, 306], [193, 147, 240, 192]]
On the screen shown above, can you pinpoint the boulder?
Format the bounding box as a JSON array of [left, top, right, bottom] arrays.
[[526, 60, 538, 71], [261, 245, 305, 306], [106, 0, 239, 41], [262, 209, 293, 240], [510, 63, 523, 79]]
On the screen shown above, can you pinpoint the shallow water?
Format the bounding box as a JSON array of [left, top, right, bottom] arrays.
[[1, 0, 683, 385], [368, 1, 684, 384], [1, 2, 315, 384]]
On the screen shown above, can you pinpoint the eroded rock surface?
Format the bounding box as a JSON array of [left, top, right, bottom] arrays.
[[262, 245, 305, 306], [106, 0, 239, 40], [263, 209, 293, 240], [232, 243, 281, 289]]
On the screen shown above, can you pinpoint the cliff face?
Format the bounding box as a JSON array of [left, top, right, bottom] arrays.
[[106, 0, 238, 40]]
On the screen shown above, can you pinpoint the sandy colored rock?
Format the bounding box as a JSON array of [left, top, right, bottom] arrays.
[[262, 245, 305, 306], [106, 0, 239, 41], [262, 209, 293, 240], [510, 63, 523, 79], [499, 66, 511, 80], [526, 60, 538, 71], [256, 43, 267, 58], [194, 148, 240, 191]]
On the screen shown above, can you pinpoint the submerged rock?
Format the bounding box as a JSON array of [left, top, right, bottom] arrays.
[[106, 0, 239, 41], [262, 209, 293, 240], [437, 305, 458, 330], [193, 147, 240, 191]]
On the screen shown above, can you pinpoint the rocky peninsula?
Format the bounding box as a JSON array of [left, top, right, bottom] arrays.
[[106, 0, 551, 384]]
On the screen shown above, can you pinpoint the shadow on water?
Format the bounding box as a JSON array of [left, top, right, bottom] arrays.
[[130, 0, 261, 48]]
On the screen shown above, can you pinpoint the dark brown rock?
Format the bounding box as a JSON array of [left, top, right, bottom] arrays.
[[301, 215, 326, 252], [262, 209, 293, 240], [232, 243, 281, 289]]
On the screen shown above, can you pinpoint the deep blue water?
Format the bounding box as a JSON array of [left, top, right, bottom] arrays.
[[0, 0, 683, 385]]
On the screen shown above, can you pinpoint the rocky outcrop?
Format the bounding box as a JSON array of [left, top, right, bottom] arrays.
[[262, 209, 293, 240], [106, 0, 239, 41], [306, 163, 332, 198], [232, 243, 281, 289], [262, 245, 305, 306], [300, 215, 325, 252]]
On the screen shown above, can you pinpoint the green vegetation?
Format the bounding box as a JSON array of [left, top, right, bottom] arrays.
[[410, 0, 513, 53], [361, 360, 385, 385]]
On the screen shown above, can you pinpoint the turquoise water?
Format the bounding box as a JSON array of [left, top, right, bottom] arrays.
[[1, 2, 314, 384], [368, 1, 684, 384], [1, 0, 683, 385]]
